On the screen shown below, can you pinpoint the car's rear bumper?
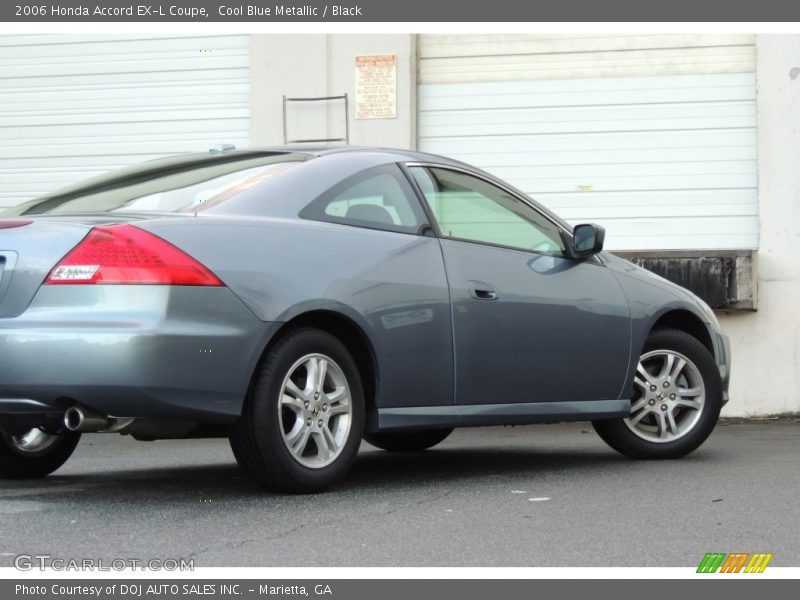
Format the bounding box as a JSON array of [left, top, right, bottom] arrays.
[[0, 285, 278, 423]]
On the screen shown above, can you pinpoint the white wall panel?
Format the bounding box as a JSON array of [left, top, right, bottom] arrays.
[[418, 35, 757, 251], [0, 34, 251, 207], [419, 34, 756, 83]]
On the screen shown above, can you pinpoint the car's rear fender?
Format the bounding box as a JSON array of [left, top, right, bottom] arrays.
[[139, 216, 456, 411], [249, 306, 380, 419]]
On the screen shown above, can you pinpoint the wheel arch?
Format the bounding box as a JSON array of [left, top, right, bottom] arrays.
[[595, 309, 724, 459], [619, 306, 717, 402], [247, 309, 379, 416], [649, 308, 714, 357]]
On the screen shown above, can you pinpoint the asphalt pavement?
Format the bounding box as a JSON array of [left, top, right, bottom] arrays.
[[1, 420, 798, 567]]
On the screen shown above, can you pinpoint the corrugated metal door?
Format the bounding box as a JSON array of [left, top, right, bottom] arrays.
[[418, 35, 757, 251], [0, 34, 250, 208]]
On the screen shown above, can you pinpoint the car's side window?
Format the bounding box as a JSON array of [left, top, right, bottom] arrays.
[[300, 164, 428, 235], [409, 166, 566, 256]]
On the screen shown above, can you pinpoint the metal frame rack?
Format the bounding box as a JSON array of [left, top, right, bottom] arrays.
[[282, 94, 350, 144]]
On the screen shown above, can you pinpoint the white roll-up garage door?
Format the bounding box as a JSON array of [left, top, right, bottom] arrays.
[[418, 35, 757, 251], [0, 34, 251, 208]]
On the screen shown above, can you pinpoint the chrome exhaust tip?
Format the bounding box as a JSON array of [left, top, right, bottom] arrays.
[[64, 406, 108, 432]]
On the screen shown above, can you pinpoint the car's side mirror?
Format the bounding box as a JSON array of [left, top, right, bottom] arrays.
[[568, 223, 605, 259]]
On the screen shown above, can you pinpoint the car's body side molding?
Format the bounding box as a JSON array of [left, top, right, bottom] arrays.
[[368, 399, 630, 433]]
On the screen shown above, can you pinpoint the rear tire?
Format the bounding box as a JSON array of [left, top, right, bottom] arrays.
[[592, 328, 722, 459], [0, 426, 81, 479], [364, 429, 453, 452], [230, 327, 365, 493]]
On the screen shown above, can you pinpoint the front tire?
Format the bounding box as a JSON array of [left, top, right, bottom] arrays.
[[592, 328, 722, 459], [0, 426, 81, 479], [230, 328, 365, 493], [364, 429, 453, 452]]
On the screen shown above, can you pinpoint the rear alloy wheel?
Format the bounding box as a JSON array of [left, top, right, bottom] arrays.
[[592, 328, 722, 459], [278, 353, 354, 469], [364, 429, 453, 452], [230, 328, 364, 493], [0, 426, 81, 479]]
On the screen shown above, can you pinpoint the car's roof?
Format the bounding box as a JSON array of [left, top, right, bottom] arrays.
[[25, 146, 470, 203], [3, 144, 572, 233]]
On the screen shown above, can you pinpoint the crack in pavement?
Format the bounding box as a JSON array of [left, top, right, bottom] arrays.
[[186, 490, 453, 563]]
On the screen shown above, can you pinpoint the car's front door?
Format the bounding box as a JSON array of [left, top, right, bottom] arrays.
[[407, 165, 631, 406]]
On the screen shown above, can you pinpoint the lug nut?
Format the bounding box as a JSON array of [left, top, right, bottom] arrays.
[[318, 419, 323, 428], [650, 385, 657, 392], [304, 401, 309, 409], [670, 394, 676, 400], [648, 399, 656, 406], [661, 405, 668, 411], [663, 381, 670, 388], [322, 404, 328, 412], [314, 392, 320, 400]]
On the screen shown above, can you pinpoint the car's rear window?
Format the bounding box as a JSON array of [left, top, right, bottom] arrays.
[[2, 153, 307, 216]]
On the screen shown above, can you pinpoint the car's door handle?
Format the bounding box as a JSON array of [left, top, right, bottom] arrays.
[[468, 281, 498, 301]]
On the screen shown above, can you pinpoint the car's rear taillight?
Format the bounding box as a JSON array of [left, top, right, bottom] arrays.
[[44, 224, 223, 286]]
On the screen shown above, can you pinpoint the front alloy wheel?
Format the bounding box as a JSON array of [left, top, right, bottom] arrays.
[[625, 349, 705, 443], [592, 328, 722, 459]]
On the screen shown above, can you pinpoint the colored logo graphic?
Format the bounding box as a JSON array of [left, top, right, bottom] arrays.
[[697, 552, 773, 573]]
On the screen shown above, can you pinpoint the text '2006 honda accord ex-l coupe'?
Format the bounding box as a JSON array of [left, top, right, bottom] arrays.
[[0, 146, 730, 493]]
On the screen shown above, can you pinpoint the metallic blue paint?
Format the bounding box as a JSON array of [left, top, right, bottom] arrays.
[[0, 147, 731, 432]]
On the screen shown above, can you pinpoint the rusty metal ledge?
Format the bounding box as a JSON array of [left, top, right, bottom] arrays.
[[612, 250, 757, 311]]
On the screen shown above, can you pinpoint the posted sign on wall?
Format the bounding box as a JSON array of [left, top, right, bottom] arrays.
[[355, 54, 397, 119]]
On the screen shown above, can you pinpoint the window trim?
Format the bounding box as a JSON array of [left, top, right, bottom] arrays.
[[403, 162, 574, 258], [298, 163, 432, 236]]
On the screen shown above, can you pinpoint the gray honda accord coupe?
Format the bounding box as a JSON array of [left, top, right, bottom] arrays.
[[0, 146, 730, 492]]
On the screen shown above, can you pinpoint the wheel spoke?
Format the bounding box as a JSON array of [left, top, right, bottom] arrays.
[[288, 427, 312, 456], [327, 401, 350, 418], [303, 358, 319, 395], [666, 410, 679, 436], [312, 430, 334, 462], [678, 386, 703, 398], [322, 424, 337, 451], [630, 397, 649, 413], [674, 398, 702, 411], [284, 415, 305, 443], [326, 386, 347, 404], [636, 363, 656, 387], [315, 358, 328, 393], [281, 393, 305, 414], [669, 356, 687, 381], [628, 407, 650, 427], [655, 411, 669, 439], [658, 354, 675, 380], [284, 379, 306, 400]]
